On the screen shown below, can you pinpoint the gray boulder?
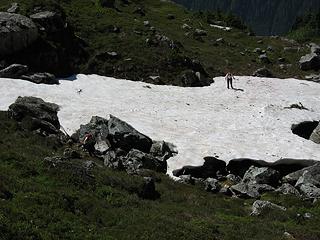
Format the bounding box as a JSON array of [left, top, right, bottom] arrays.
[[0, 64, 28, 79], [30, 11, 66, 33], [310, 123, 320, 144], [79, 116, 109, 140], [283, 163, 320, 186], [242, 166, 280, 186], [230, 182, 274, 198], [226, 174, 242, 184], [8, 96, 60, 130], [194, 29, 207, 37], [298, 183, 320, 199], [295, 164, 320, 187], [259, 54, 271, 64], [7, 3, 19, 13], [310, 43, 320, 55], [123, 149, 167, 174], [150, 140, 174, 161], [305, 74, 320, 82], [21, 116, 60, 134], [178, 175, 195, 185], [103, 150, 123, 170], [251, 200, 286, 216], [275, 183, 300, 197], [299, 53, 320, 71], [253, 68, 273, 77], [0, 12, 38, 55], [204, 178, 220, 193], [178, 70, 203, 87], [182, 23, 192, 30], [21, 72, 58, 85], [78, 116, 110, 155], [253, 48, 262, 54], [108, 115, 153, 153]]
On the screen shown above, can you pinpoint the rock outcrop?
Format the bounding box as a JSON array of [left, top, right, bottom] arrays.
[[242, 166, 280, 186], [73, 115, 174, 174], [0, 12, 38, 56], [251, 200, 286, 216], [8, 96, 60, 134], [175, 157, 319, 199], [0, 64, 28, 78], [299, 53, 320, 71]]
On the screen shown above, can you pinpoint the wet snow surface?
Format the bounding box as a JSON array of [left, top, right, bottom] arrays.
[[1, 74, 320, 173]]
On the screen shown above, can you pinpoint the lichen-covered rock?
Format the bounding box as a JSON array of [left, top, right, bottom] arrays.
[[283, 163, 320, 186], [123, 149, 167, 174], [242, 166, 280, 186], [204, 178, 220, 193], [178, 175, 195, 185], [298, 183, 320, 199], [251, 200, 286, 216], [230, 182, 274, 198], [275, 183, 300, 197]]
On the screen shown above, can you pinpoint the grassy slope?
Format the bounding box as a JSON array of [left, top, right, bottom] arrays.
[[0, 0, 318, 82], [0, 111, 320, 240]]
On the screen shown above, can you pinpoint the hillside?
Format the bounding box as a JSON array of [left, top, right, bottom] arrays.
[[288, 10, 320, 42], [0, 0, 319, 84], [173, 0, 320, 36]]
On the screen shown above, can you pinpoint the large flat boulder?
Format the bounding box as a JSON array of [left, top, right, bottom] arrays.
[[8, 96, 60, 130], [283, 163, 320, 186], [299, 53, 320, 71], [0, 64, 28, 78], [242, 166, 280, 186], [123, 149, 167, 174], [251, 200, 286, 216], [108, 115, 153, 153], [230, 182, 274, 198], [227, 158, 318, 178], [0, 12, 38, 55]]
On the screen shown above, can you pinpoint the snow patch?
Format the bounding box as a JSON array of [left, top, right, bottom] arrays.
[[1, 75, 320, 174]]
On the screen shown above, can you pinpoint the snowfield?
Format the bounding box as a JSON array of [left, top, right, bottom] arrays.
[[1, 74, 320, 173]]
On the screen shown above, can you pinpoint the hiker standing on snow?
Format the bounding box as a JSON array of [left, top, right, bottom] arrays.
[[225, 72, 235, 89]]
